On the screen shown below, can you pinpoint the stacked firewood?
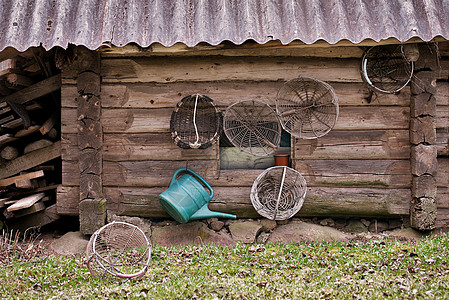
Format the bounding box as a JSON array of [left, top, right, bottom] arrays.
[[0, 47, 63, 232]]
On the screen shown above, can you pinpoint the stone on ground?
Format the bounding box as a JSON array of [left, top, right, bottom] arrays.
[[50, 231, 89, 256], [344, 219, 368, 233], [387, 227, 431, 241], [228, 221, 263, 243], [152, 222, 235, 246], [268, 221, 351, 243], [259, 218, 277, 232], [108, 214, 152, 238]]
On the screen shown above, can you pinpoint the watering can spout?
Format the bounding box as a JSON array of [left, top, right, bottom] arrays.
[[190, 205, 236, 221]]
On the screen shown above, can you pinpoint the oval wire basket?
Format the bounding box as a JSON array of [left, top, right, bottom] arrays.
[[251, 166, 307, 220], [170, 94, 222, 149]]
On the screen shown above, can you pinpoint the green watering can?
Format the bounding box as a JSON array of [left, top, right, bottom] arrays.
[[158, 168, 236, 223]]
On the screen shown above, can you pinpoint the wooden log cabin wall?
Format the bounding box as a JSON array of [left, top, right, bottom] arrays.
[[57, 40, 449, 230]]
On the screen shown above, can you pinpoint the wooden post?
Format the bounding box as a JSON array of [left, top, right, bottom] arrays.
[[75, 46, 105, 235], [410, 43, 439, 230]]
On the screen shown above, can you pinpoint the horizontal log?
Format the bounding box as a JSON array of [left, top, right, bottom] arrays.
[[436, 209, 449, 228], [62, 81, 412, 108], [295, 160, 411, 188], [294, 130, 410, 160], [61, 133, 218, 161], [437, 187, 449, 209], [437, 81, 449, 106], [62, 160, 219, 186], [62, 105, 410, 134], [100, 42, 367, 58], [101, 186, 410, 219], [437, 158, 449, 187], [95, 57, 365, 84], [103, 134, 217, 161], [437, 106, 448, 129], [62, 108, 170, 134], [437, 131, 449, 156]]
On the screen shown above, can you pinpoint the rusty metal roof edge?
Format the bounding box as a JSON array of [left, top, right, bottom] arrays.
[[1, 0, 449, 53]]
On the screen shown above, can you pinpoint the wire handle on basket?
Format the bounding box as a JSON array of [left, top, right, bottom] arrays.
[[274, 166, 287, 220], [189, 94, 201, 149]]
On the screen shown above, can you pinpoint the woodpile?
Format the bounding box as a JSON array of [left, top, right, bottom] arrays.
[[0, 47, 62, 233]]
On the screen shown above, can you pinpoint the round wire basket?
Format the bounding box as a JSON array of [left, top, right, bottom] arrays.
[[276, 76, 339, 139], [361, 44, 414, 94], [223, 99, 282, 156], [170, 94, 222, 149], [86, 221, 152, 280], [251, 166, 307, 220]]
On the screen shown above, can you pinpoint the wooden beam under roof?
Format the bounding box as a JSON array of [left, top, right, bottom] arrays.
[[99, 36, 448, 57]]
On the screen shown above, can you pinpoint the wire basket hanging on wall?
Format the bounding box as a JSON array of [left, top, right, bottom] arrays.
[[170, 94, 222, 149], [251, 166, 307, 220], [361, 44, 414, 94], [276, 76, 339, 139], [86, 221, 152, 280], [223, 99, 282, 156]]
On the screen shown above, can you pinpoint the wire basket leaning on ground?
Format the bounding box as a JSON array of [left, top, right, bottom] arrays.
[[223, 99, 282, 156], [276, 76, 339, 139], [86, 221, 152, 280], [251, 166, 307, 220], [170, 94, 222, 149]]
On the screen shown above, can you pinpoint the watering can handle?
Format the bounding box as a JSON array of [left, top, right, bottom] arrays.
[[170, 168, 214, 200]]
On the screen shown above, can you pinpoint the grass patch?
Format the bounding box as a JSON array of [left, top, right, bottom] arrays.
[[1, 234, 449, 299]]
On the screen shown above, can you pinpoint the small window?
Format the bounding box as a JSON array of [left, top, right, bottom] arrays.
[[219, 129, 291, 169]]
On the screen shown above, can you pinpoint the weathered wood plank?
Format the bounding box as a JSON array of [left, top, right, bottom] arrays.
[[103, 186, 410, 218], [7, 193, 45, 212], [437, 105, 449, 129], [62, 106, 410, 134], [437, 187, 449, 209], [437, 81, 449, 106], [295, 160, 411, 188], [62, 160, 219, 186], [103, 133, 218, 161], [61, 133, 218, 161], [0, 141, 61, 179], [335, 106, 409, 130], [98, 38, 445, 57], [56, 185, 79, 215], [62, 81, 412, 108], [0, 170, 44, 187], [437, 131, 449, 156], [96, 57, 364, 84], [100, 43, 366, 58], [1, 74, 61, 105], [294, 130, 410, 160], [437, 158, 449, 187], [11, 201, 46, 218], [62, 108, 171, 134]]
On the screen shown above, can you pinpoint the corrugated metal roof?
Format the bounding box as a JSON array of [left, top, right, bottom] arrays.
[[1, 0, 448, 52]]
